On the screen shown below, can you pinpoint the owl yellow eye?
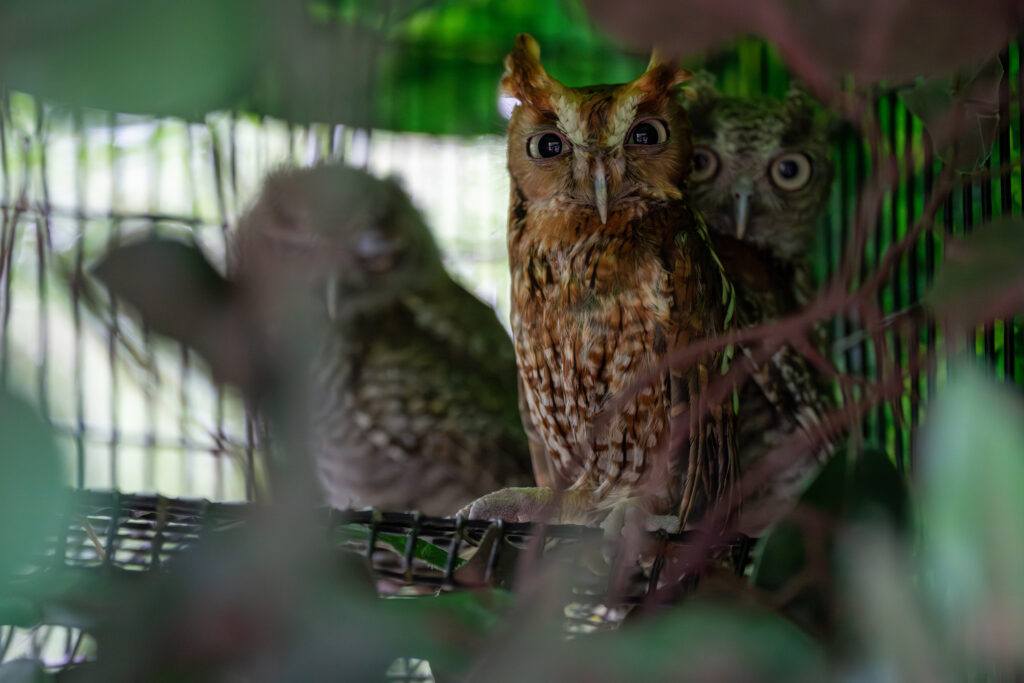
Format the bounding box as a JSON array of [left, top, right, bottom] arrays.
[[626, 118, 668, 146], [527, 131, 568, 159], [769, 152, 812, 191], [691, 146, 719, 182]]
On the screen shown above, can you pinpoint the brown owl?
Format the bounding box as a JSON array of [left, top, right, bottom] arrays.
[[232, 164, 536, 515], [95, 164, 535, 516], [683, 80, 837, 534], [464, 35, 737, 528]]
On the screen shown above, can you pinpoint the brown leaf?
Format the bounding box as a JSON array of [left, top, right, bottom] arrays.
[[583, 0, 1023, 86], [924, 217, 1024, 331], [91, 237, 261, 390], [899, 57, 1003, 171]]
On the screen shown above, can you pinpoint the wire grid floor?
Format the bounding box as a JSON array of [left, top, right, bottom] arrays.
[[2, 489, 752, 676], [25, 490, 749, 595]]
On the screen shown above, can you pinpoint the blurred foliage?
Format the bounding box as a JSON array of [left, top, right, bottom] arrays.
[[0, 389, 68, 647], [899, 57, 1004, 171], [838, 365, 1024, 680], [89, 236, 261, 391], [466, 600, 827, 682], [36, 520, 511, 681], [583, 0, 1022, 85], [0, 0, 645, 134], [924, 217, 1024, 332], [4, 0, 1013, 144], [378, 0, 645, 134], [918, 363, 1024, 669], [752, 444, 908, 638], [0, 0, 256, 121], [3, 1, 1024, 681], [0, 390, 66, 580]]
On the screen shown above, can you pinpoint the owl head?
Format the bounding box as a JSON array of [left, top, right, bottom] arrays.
[[684, 79, 834, 261], [234, 164, 446, 320], [502, 34, 691, 225]]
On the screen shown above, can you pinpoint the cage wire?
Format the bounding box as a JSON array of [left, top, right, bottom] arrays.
[[1, 33, 1023, 677]]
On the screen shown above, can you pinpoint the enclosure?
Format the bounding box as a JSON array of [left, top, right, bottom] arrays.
[[1, 1, 1024, 681]]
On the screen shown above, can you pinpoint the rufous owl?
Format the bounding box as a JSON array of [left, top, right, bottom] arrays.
[[465, 35, 738, 528]]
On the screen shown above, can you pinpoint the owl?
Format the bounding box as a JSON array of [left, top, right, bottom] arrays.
[[95, 164, 534, 515], [464, 35, 737, 528], [683, 81, 837, 534], [231, 164, 539, 515]]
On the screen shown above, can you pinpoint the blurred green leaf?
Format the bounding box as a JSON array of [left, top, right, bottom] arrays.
[[470, 601, 827, 682], [2, 571, 117, 631], [393, 588, 514, 678], [919, 363, 1024, 667], [585, 605, 825, 682], [0, 390, 66, 581], [0, 597, 41, 628], [0, 0, 256, 120], [753, 521, 807, 594], [754, 443, 907, 587], [924, 217, 1024, 333], [752, 444, 907, 637], [841, 524, 952, 682], [0, 659, 50, 683], [0, 0, 645, 134]]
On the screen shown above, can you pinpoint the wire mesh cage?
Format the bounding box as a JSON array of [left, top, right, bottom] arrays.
[[21, 490, 749, 603], [2, 39, 1021, 503], [2, 489, 751, 674], [1, 3, 1023, 678]]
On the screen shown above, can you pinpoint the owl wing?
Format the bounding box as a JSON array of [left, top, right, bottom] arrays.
[[410, 277, 555, 491], [730, 254, 834, 457], [399, 279, 537, 480], [313, 280, 533, 516], [666, 206, 740, 525], [728, 261, 836, 535], [516, 373, 564, 490]]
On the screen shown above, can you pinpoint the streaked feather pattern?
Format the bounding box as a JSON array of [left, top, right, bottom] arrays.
[[496, 35, 739, 526]]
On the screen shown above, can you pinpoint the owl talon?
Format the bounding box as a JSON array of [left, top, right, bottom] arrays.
[[599, 500, 681, 540], [460, 487, 606, 526], [459, 487, 556, 523]]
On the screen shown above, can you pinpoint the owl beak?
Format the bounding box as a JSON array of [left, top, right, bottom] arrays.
[[593, 158, 608, 224], [732, 177, 754, 240]]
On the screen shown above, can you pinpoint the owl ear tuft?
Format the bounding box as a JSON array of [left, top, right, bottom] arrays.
[[500, 33, 555, 111], [784, 84, 837, 138], [784, 86, 817, 117], [633, 49, 690, 96], [680, 70, 719, 105]]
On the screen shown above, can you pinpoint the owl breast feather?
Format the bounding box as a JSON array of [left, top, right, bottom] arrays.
[[510, 206, 688, 506]]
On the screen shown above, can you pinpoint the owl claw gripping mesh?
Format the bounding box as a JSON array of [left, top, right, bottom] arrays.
[[486, 34, 739, 530]]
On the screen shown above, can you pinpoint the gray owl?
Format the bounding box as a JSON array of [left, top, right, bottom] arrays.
[[92, 164, 536, 515], [684, 82, 837, 534], [230, 164, 536, 516]]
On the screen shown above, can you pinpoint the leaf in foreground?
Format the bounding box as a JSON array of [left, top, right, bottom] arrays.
[[918, 363, 1024, 668]]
